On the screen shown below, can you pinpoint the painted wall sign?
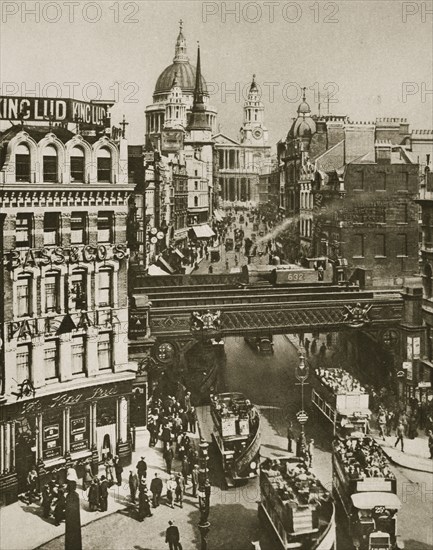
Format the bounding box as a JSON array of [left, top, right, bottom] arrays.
[[7, 243, 128, 270], [0, 96, 112, 127]]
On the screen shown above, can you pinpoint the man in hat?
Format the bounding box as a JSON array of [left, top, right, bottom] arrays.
[[150, 473, 163, 508], [99, 475, 109, 512], [165, 520, 181, 550], [136, 456, 147, 484]]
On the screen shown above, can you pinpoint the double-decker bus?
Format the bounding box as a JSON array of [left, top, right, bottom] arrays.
[[210, 392, 260, 485], [333, 435, 403, 549], [259, 457, 336, 549]]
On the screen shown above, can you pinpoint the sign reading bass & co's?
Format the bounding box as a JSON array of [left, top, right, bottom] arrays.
[[7, 243, 128, 270]]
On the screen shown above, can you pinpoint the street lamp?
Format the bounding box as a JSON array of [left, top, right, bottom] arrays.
[[197, 439, 211, 550], [295, 354, 310, 458]]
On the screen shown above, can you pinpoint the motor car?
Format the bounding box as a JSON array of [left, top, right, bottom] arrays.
[[244, 336, 274, 354]]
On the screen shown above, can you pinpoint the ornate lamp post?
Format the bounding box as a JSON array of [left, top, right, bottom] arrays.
[[295, 354, 310, 458], [197, 439, 211, 550]]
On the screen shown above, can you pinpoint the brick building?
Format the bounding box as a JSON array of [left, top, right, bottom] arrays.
[[0, 115, 136, 505]]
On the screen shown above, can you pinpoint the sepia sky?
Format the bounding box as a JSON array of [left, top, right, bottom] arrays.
[[1, 0, 432, 147]]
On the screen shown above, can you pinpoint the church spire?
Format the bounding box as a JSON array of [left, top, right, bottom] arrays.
[[173, 19, 189, 62], [188, 43, 211, 131]]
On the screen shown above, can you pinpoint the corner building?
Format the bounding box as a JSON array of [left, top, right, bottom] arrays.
[[0, 121, 136, 505]]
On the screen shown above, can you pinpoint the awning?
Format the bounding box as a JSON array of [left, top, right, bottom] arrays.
[[156, 257, 175, 274], [191, 224, 215, 239], [148, 264, 170, 276], [351, 492, 401, 510]]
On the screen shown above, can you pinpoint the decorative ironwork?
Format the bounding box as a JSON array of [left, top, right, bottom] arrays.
[[11, 379, 35, 400], [191, 310, 222, 337], [342, 303, 372, 328]]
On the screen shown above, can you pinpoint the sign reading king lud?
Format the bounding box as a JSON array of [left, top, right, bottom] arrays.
[[0, 96, 113, 127]]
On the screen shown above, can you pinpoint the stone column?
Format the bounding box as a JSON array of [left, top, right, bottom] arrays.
[[31, 336, 45, 389], [118, 397, 128, 443], [10, 421, 15, 472], [85, 327, 99, 376], [59, 333, 73, 382], [36, 413, 43, 462]]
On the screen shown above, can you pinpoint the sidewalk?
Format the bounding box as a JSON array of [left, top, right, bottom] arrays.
[[285, 334, 433, 474], [0, 426, 203, 550]]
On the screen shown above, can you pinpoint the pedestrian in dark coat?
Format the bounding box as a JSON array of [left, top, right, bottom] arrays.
[[88, 479, 99, 511], [136, 457, 147, 483], [150, 473, 163, 508], [304, 338, 310, 355], [99, 476, 109, 512], [428, 430, 433, 459], [187, 407, 197, 433], [181, 455, 190, 485], [164, 446, 174, 475], [319, 342, 327, 360], [113, 455, 123, 486], [180, 409, 189, 432], [161, 425, 173, 450], [41, 484, 52, 518], [54, 488, 66, 525], [165, 520, 181, 550], [311, 339, 317, 355], [138, 486, 152, 521], [129, 471, 139, 503]]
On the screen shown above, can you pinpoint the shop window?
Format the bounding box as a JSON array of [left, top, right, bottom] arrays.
[[16, 345, 30, 383], [43, 145, 58, 182], [44, 212, 60, 246], [97, 212, 114, 243], [45, 272, 59, 312], [397, 233, 408, 257], [71, 212, 87, 244], [44, 341, 58, 380], [17, 275, 31, 317], [97, 148, 112, 183], [71, 337, 85, 375], [70, 403, 90, 453], [98, 333, 112, 370], [16, 213, 33, 247], [70, 146, 85, 182], [98, 269, 112, 307], [15, 143, 31, 182], [42, 410, 63, 461], [70, 269, 87, 310]]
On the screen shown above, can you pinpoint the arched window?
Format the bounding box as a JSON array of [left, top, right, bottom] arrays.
[[70, 146, 85, 182], [424, 263, 432, 299], [70, 269, 87, 311], [15, 143, 31, 182], [43, 145, 58, 182], [194, 196, 198, 207], [97, 147, 112, 183], [45, 271, 60, 312], [17, 274, 32, 317]]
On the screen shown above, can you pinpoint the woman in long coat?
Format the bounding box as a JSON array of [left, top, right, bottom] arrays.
[[83, 461, 93, 490], [88, 479, 100, 511]]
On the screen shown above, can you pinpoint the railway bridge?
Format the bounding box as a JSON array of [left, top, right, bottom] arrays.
[[128, 273, 423, 393]]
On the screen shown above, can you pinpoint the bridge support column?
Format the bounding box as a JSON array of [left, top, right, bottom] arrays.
[[400, 286, 424, 402]]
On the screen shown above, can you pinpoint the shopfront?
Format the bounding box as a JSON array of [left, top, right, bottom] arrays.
[[0, 378, 133, 506]]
